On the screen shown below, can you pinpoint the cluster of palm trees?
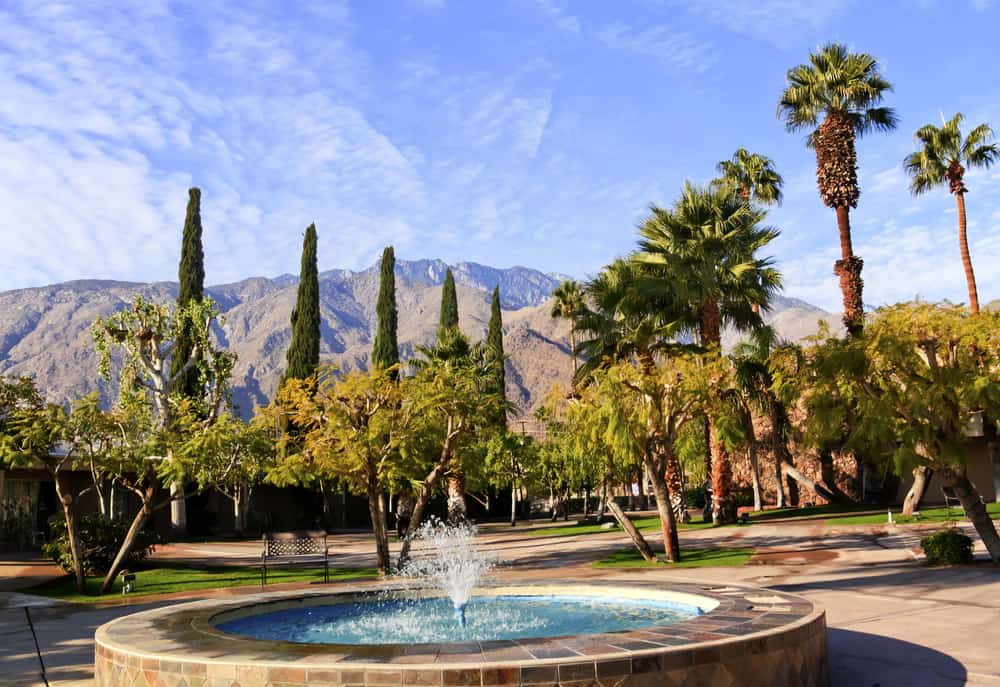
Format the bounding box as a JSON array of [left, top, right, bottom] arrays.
[[549, 42, 996, 524]]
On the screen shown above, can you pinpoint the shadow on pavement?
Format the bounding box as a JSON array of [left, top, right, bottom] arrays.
[[827, 628, 967, 686]]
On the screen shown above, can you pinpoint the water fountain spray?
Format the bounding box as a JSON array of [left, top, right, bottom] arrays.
[[398, 518, 494, 626]]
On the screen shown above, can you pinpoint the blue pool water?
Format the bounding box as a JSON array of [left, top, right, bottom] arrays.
[[216, 594, 700, 644]]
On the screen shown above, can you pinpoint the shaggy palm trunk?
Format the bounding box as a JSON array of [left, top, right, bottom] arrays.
[[954, 192, 980, 315], [902, 466, 934, 517], [447, 471, 466, 522], [606, 498, 656, 563], [816, 111, 864, 337], [940, 465, 1000, 562], [569, 324, 578, 375], [665, 449, 690, 523], [710, 425, 737, 524], [54, 476, 85, 593], [367, 482, 391, 576]]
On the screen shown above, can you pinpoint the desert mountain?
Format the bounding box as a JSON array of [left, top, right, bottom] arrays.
[[0, 259, 841, 416]]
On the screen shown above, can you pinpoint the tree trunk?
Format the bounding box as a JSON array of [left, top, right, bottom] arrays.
[[606, 498, 656, 563], [583, 486, 591, 517], [647, 457, 680, 562], [398, 430, 455, 569], [955, 192, 980, 315], [233, 489, 244, 536], [367, 484, 391, 576], [169, 480, 187, 537], [835, 252, 865, 338], [447, 470, 466, 522], [597, 481, 608, 522], [940, 465, 1000, 562], [902, 466, 934, 517], [744, 411, 763, 512], [54, 475, 85, 594], [701, 416, 713, 522], [986, 419, 1000, 504], [100, 488, 153, 594], [780, 463, 846, 504], [710, 422, 736, 524], [569, 324, 578, 376], [638, 466, 649, 510], [510, 480, 517, 527]]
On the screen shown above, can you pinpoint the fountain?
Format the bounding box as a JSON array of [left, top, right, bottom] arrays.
[[94, 521, 830, 686]]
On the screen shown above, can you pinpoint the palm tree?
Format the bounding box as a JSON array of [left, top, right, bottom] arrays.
[[904, 113, 998, 315], [713, 148, 784, 207], [550, 280, 586, 375], [634, 183, 781, 524], [778, 43, 897, 336]]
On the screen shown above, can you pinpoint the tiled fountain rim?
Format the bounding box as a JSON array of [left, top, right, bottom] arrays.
[[95, 579, 824, 672]]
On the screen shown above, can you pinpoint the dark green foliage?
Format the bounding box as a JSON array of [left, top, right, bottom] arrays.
[[920, 528, 974, 565], [170, 187, 206, 400], [486, 286, 506, 408], [437, 268, 459, 343], [285, 224, 321, 381], [372, 246, 399, 376], [44, 515, 157, 576]]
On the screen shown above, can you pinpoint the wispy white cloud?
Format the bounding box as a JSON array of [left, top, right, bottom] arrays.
[[673, 0, 850, 47], [595, 22, 715, 72]]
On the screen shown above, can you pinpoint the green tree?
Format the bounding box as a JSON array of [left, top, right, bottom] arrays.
[[437, 267, 459, 341], [269, 368, 408, 574], [486, 286, 506, 415], [170, 187, 206, 399], [92, 295, 236, 592], [285, 224, 321, 381], [779, 43, 897, 335], [372, 246, 400, 376], [778, 303, 1000, 560], [635, 183, 780, 524], [550, 280, 585, 375], [713, 148, 784, 207], [903, 113, 998, 315]]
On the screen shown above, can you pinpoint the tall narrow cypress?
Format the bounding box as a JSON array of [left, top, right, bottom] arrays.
[[437, 268, 459, 341], [371, 247, 399, 376], [487, 286, 505, 398], [170, 187, 205, 399], [285, 224, 321, 380]]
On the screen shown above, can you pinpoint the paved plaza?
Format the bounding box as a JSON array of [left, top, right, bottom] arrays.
[[1, 515, 998, 686]]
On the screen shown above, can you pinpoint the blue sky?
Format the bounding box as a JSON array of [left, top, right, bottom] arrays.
[[2, 1, 1000, 311]]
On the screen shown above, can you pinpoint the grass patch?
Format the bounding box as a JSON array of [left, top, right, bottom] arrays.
[[27, 562, 377, 603], [828, 502, 1000, 526], [592, 546, 754, 568], [747, 503, 877, 522], [527, 516, 716, 538]]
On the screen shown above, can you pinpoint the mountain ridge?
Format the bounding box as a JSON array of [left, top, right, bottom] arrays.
[[0, 259, 841, 416]]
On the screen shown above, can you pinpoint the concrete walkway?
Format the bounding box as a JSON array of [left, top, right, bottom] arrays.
[[1, 517, 998, 686]]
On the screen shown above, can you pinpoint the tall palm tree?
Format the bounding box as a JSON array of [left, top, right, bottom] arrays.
[[778, 43, 897, 336], [550, 280, 586, 375], [713, 148, 784, 207], [904, 113, 998, 315], [634, 183, 781, 524]]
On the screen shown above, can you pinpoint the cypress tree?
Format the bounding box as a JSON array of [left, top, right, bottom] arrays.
[[487, 286, 505, 397], [285, 224, 321, 380], [372, 246, 399, 377], [437, 268, 459, 342], [170, 187, 205, 399]]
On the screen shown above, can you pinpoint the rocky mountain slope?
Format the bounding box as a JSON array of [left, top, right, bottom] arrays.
[[0, 259, 841, 416]]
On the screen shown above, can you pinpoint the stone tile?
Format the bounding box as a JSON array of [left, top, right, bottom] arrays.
[[403, 669, 443, 686], [519, 665, 557, 684], [441, 668, 481, 686]]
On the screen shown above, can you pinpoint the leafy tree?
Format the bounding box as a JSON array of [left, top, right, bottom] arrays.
[[713, 148, 784, 207], [285, 224, 321, 381], [550, 280, 586, 375], [91, 295, 236, 592], [372, 246, 400, 376], [482, 431, 538, 526], [268, 368, 408, 574], [635, 183, 780, 524], [177, 410, 274, 535], [779, 303, 1000, 560], [779, 43, 897, 335], [170, 187, 206, 399], [903, 113, 999, 315]]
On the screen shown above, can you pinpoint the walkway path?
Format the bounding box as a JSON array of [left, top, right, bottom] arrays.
[[1, 516, 997, 686]]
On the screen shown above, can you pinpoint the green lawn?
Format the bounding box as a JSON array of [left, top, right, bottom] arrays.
[[527, 516, 717, 538], [747, 503, 878, 522], [828, 502, 1000, 526], [28, 563, 377, 603], [592, 546, 754, 568]]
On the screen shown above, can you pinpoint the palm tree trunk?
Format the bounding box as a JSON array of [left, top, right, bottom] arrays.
[[955, 192, 980, 315], [710, 422, 736, 524], [447, 470, 466, 522], [665, 449, 690, 523], [569, 324, 578, 375]]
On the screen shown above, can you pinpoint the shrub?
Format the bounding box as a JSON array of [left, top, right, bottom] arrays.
[[44, 515, 157, 576], [920, 528, 974, 565]]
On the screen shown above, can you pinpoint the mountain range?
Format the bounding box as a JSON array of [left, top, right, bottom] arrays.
[[0, 259, 841, 416]]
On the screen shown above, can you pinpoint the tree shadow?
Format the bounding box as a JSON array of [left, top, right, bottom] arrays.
[[827, 628, 968, 686]]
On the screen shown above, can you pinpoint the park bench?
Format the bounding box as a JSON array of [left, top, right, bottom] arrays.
[[261, 530, 330, 588], [940, 485, 983, 518]]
